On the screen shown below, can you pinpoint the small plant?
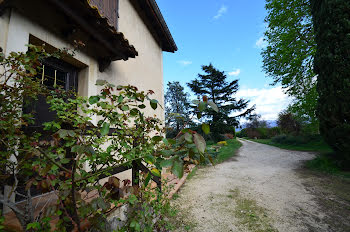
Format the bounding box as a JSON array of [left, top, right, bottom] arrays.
[[217, 141, 228, 146]]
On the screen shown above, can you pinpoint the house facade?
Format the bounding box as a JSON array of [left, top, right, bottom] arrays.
[[0, 0, 177, 121], [0, 0, 177, 219]]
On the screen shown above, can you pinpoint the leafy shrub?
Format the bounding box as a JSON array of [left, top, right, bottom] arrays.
[[223, 133, 235, 140], [236, 128, 247, 138], [272, 134, 318, 145], [267, 127, 281, 138]]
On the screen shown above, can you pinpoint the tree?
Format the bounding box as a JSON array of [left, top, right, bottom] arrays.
[[187, 64, 255, 141], [164, 81, 191, 138], [244, 114, 267, 129], [311, 0, 350, 163], [262, 0, 318, 130], [277, 110, 301, 135]]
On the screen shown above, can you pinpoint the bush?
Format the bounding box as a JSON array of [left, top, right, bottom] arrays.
[[236, 128, 247, 138], [277, 111, 301, 135], [223, 133, 235, 140], [271, 134, 321, 145], [267, 127, 281, 138]]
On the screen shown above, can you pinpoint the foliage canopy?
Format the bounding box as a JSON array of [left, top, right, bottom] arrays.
[[262, 0, 318, 131]]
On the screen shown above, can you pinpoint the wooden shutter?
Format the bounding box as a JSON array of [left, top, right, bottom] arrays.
[[89, 0, 119, 30]]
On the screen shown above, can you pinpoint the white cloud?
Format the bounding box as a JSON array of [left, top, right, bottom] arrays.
[[213, 5, 228, 19], [228, 69, 241, 77], [255, 36, 268, 49], [236, 86, 292, 121], [177, 60, 192, 66]]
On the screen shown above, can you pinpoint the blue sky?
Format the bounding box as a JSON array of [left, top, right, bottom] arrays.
[[157, 0, 291, 121]]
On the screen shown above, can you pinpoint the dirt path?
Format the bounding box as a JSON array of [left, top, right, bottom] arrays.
[[173, 139, 350, 232]]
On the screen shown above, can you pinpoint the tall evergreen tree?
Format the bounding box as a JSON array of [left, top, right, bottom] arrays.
[[164, 81, 191, 137], [187, 64, 255, 140], [311, 0, 350, 163]]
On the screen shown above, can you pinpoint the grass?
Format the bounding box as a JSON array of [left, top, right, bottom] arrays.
[[224, 188, 277, 232], [214, 138, 242, 164]]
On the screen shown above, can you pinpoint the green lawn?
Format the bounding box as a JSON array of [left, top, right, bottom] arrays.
[[214, 139, 242, 164], [245, 138, 332, 153]]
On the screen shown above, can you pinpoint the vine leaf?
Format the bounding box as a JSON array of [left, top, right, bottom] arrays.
[[193, 133, 206, 154], [101, 122, 110, 136], [198, 102, 207, 112], [151, 168, 161, 177], [89, 96, 100, 105], [150, 99, 158, 110], [208, 101, 219, 112], [202, 123, 210, 134], [160, 158, 174, 168], [172, 159, 184, 178]]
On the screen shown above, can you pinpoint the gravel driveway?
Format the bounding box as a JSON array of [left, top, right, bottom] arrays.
[[173, 139, 343, 232]]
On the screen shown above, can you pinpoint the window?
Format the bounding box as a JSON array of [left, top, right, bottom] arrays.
[[23, 57, 78, 127]]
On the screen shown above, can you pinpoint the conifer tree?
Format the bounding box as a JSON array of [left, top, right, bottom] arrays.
[[165, 81, 191, 137], [311, 0, 350, 163], [188, 64, 255, 141]]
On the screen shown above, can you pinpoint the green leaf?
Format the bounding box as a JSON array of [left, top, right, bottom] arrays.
[[118, 95, 124, 103], [89, 96, 100, 105], [161, 150, 173, 157], [95, 80, 106, 86], [121, 105, 129, 111], [162, 138, 169, 146], [172, 159, 184, 178], [138, 104, 146, 109], [198, 102, 207, 112], [130, 108, 139, 116], [61, 158, 70, 164], [144, 173, 152, 186], [208, 101, 219, 112], [160, 158, 174, 168], [184, 132, 192, 143], [150, 99, 158, 110], [202, 123, 210, 134], [100, 122, 110, 136], [152, 136, 163, 142], [193, 133, 206, 154], [71, 145, 86, 155], [96, 197, 107, 210], [58, 129, 68, 138], [151, 168, 161, 177], [167, 138, 176, 145]]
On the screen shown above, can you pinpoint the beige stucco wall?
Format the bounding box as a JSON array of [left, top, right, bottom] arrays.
[[99, 0, 165, 121], [0, 9, 11, 53]]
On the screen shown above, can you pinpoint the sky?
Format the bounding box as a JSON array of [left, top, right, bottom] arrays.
[[156, 0, 292, 122]]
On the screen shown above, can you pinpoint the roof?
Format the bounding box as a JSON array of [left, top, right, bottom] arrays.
[[129, 0, 178, 52]]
